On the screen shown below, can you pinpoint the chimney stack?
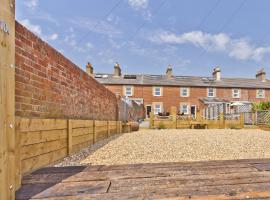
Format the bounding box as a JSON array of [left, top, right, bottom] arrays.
[[86, 62, 93, 77], [212, 67, 221, 81], [114, 62, 121, 77], [256, 68, 266, 82], [166, 65, 173, 78]]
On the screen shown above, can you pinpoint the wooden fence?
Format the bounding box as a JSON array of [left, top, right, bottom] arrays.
[[150, 107, 244, 129], [15, 118, 123, 189]]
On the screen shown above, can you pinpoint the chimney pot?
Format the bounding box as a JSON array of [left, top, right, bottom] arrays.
[[86, 62, 93, 77], [212, 67, 221, 81], [256, 68, 266, 82], [166, 65, 173, 78], [114, 62, 121, 77]]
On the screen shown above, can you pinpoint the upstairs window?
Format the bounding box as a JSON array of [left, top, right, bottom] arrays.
[[257, 89, 265, 98], [124, 86, 133, 97], [153, 87, 162, 96], [232, 89, 241, 98], [180, 87, 190, 97], [207, 88, 216, 97]]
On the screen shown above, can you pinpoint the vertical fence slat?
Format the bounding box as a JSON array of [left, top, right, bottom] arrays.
[[68, 120, 73, 155]]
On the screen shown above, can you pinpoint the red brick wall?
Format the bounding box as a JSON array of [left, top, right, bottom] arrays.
[[105, 84, 270, 113], [15, 22, 118, 120]]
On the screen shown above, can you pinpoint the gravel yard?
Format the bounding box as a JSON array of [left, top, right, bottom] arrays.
[[54, 129, 270, 166]]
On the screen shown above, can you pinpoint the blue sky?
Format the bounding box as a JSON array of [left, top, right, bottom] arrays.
[[16, 0, 270, 78]]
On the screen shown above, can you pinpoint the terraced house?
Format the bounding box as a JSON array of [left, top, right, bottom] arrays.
[[89, 63, 270, 118]]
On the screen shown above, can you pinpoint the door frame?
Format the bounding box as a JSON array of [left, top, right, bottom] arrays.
[[145, 105, 152, 118], [191, 105, 197, 119]]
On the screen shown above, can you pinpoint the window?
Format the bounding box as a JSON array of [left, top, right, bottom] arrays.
[[257, 89, 265, 98], [232, 89, 241, 98], [154, 103, 162, 114], [207, 88, 216, 97], [153, 87, 162, 96], [180, 104, 189, 114], [180, 87, 190, 97], [124, 86, 133, 97]]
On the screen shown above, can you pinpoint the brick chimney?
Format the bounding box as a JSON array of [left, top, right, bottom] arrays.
[[212, 67, 221, 81], [256, 68, 266, 82], [86, 62, 93, 77], [114, 62, 121, 77], [166, 65, 173, 78]]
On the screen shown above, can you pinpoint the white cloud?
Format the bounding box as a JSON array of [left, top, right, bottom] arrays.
[[150, 31, 270, 61], [21, 19, 42, 35], [63, 30, 94, 53], [46, 33, 58, 41], [24, 0, 39, 9], [69, 18, 122, 38], [86, 42, 94, 49], [20, 19, 58, 42], [128, 0, 149, 10]]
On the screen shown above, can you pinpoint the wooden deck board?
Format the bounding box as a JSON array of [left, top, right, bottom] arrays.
[[16, 159, 270, 200]]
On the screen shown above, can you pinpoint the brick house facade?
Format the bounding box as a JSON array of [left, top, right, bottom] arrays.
[[91, 63, 270, 118]]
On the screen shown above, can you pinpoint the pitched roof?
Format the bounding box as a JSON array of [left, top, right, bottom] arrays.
[[94, 73, 270, 89]]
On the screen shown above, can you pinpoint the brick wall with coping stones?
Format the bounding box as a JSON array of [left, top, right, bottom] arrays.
[[15, 21, 118, 120]]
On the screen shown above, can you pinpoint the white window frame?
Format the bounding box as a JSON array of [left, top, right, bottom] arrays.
[[124, 85, 133, 97], [232, 89, 241, 98], [154, 103, 162, 114], [207, 88, 216, 98], [153, 87, 162, 97], [256, 89, 265, 99], [180, 103, 189, 115], [180, 87, 190, 97]]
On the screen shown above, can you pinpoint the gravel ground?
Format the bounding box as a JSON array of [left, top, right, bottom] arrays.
[[54, 129, 270, 167]]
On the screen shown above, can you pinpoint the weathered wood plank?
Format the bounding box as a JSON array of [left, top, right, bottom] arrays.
[[72, 127, 93, 137], [21, 139, 67, 160], [20, 129, 67, 146], [32, 181, 110, 199], [21, 148, 67, 174], [70, 120, 94, 129], [17, 119, 67, 132], [72, 134, 93, 146]]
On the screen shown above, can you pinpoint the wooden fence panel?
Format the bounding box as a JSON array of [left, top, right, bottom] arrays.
[[70, 120, 94, 153], [108, 121, 117, 136], [95, 121, 108, 142], [15, 119, 68, 183], [15, 118, 124, 191]]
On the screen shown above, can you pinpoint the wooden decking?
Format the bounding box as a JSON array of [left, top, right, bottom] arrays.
[[16, 159, 270, 200]]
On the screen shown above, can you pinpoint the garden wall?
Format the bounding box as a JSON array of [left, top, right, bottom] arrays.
[[15, 21, 118, 120]]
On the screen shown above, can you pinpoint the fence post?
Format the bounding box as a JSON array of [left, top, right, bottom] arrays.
[[67, 120, 73, 155], [219, 113, 225, 129], [150, 112, 154, 128], [93, 120, 96, 143], [0, 1, 16, 199], [171, 106, 177, 129], [240, 113, 244, 128], [107, 121, 110, 138]]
